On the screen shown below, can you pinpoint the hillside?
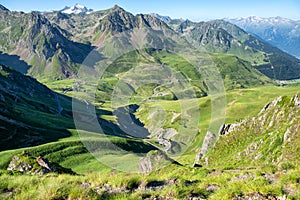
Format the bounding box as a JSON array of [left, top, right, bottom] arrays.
[[206, 94, 300, 167], [0, 6, 94, 80], [0, 64, 73, 150], [170, 19, 300, 80]]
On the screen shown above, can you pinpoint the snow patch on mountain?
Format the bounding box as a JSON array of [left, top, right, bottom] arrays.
[[149, 13, 172, 23], [60, 4, 93, 14]]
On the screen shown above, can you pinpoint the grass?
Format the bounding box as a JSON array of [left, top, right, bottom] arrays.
[[0, 165, 298, 199], [135, 84, 300, 165], [1, 65, 300, 199]]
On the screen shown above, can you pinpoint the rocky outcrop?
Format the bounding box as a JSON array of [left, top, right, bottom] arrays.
[[206, 94, 300, 166], [218, 123, 240, 135], [7, 151, 75, 175], [139, 150, 180, 174], [291, 94, 300, 107]]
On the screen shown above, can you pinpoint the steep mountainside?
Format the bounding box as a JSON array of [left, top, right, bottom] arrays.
[[0, 64, 73, 150], [228, 16, 300, 58], [206, 94, 300, 167], [0, 6, 94, 79], [1, 4, 299, 81], [45, 5, 177, 46]]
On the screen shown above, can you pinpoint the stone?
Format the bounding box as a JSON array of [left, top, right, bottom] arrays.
[[233, 192, 277, 200], [218, 124, 231, 135], [283, 128, 291, 143], [206, 184, 219, 193], [139, 150, 179, 174], [36, 156, 52, 171], [291, 94, 300, 107], [7, 156, 33, 172], [259, 96, 282, 114], [6, 152, 75, 175]]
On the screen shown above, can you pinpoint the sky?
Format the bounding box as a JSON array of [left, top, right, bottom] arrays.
[[1, 0, 300, 21]]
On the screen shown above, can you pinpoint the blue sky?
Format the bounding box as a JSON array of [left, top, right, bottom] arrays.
[[1, 0, 300, 21]]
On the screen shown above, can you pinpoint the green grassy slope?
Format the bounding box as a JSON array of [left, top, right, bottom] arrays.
[[136, 85, 300, 164]]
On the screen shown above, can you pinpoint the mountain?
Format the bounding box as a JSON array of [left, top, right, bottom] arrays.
[[227, 16, 300, 58], [0, 8, 95, 79], [170, 19, 300, 80], [149, 13, 172, 23], [60, 3, 94, 14], [0, 4, 9, 11], [1, 3, 299, 82]]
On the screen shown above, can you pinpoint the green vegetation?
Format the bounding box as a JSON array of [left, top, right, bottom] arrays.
[[0, 5, 300, 199], [0, 82, 299, 199]]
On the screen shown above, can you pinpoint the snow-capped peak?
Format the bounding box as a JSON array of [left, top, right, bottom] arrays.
[[60, 4, 93, 14], [149, 13, 172, 23]]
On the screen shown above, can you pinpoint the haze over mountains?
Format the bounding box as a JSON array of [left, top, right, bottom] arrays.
[[227, 16, 300, 59]]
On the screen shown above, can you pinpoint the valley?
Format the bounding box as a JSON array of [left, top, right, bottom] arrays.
[[0, 2, 299, 200]]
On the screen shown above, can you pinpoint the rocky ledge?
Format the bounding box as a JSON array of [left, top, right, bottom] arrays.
[[7, 151, 75, 175]]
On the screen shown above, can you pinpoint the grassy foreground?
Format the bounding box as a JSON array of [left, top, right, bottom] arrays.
[[0, 84, 299, 199]]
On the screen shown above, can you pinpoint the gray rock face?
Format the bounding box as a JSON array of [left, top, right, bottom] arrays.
[[7, 156, 33, 172], [260, 96, 282, 114], [200, 131, 217, 156], [193, 131, 216, 166], [139, 150, 178, 174]]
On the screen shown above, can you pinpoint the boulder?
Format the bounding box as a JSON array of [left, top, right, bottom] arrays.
[[7, 151, 75, 175], [139, 150, 180, 174]]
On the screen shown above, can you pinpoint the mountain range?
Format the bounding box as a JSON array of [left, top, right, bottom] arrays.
[[227, 16, 300, 59], [0, 4, 299, 81]]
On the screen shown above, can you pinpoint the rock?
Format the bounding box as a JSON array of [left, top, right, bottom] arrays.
[[233, 192, 278, 200], [7, 156, 33, 172], [193, 131, 216, 165], [232, 172, 255, 182], [36, 156, 51, 171], [291, 94, 300, 107], [262, 173, 278, 184], [139, 150, 180, 174], [260, 96, 282, 114], [206, 184, 219, 193], [184, 193, 207, 200], [7, 151, 75, 175], [139, 155, 152, 174], [218, 124, 231, 135], [283, 128, 291, 143], [94, 184, 128, 194]]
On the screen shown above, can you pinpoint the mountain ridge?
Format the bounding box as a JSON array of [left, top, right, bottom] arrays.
[[227, 16, 300, 59], [60, 3, 94, 15], [0, 3, 299, 81]]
